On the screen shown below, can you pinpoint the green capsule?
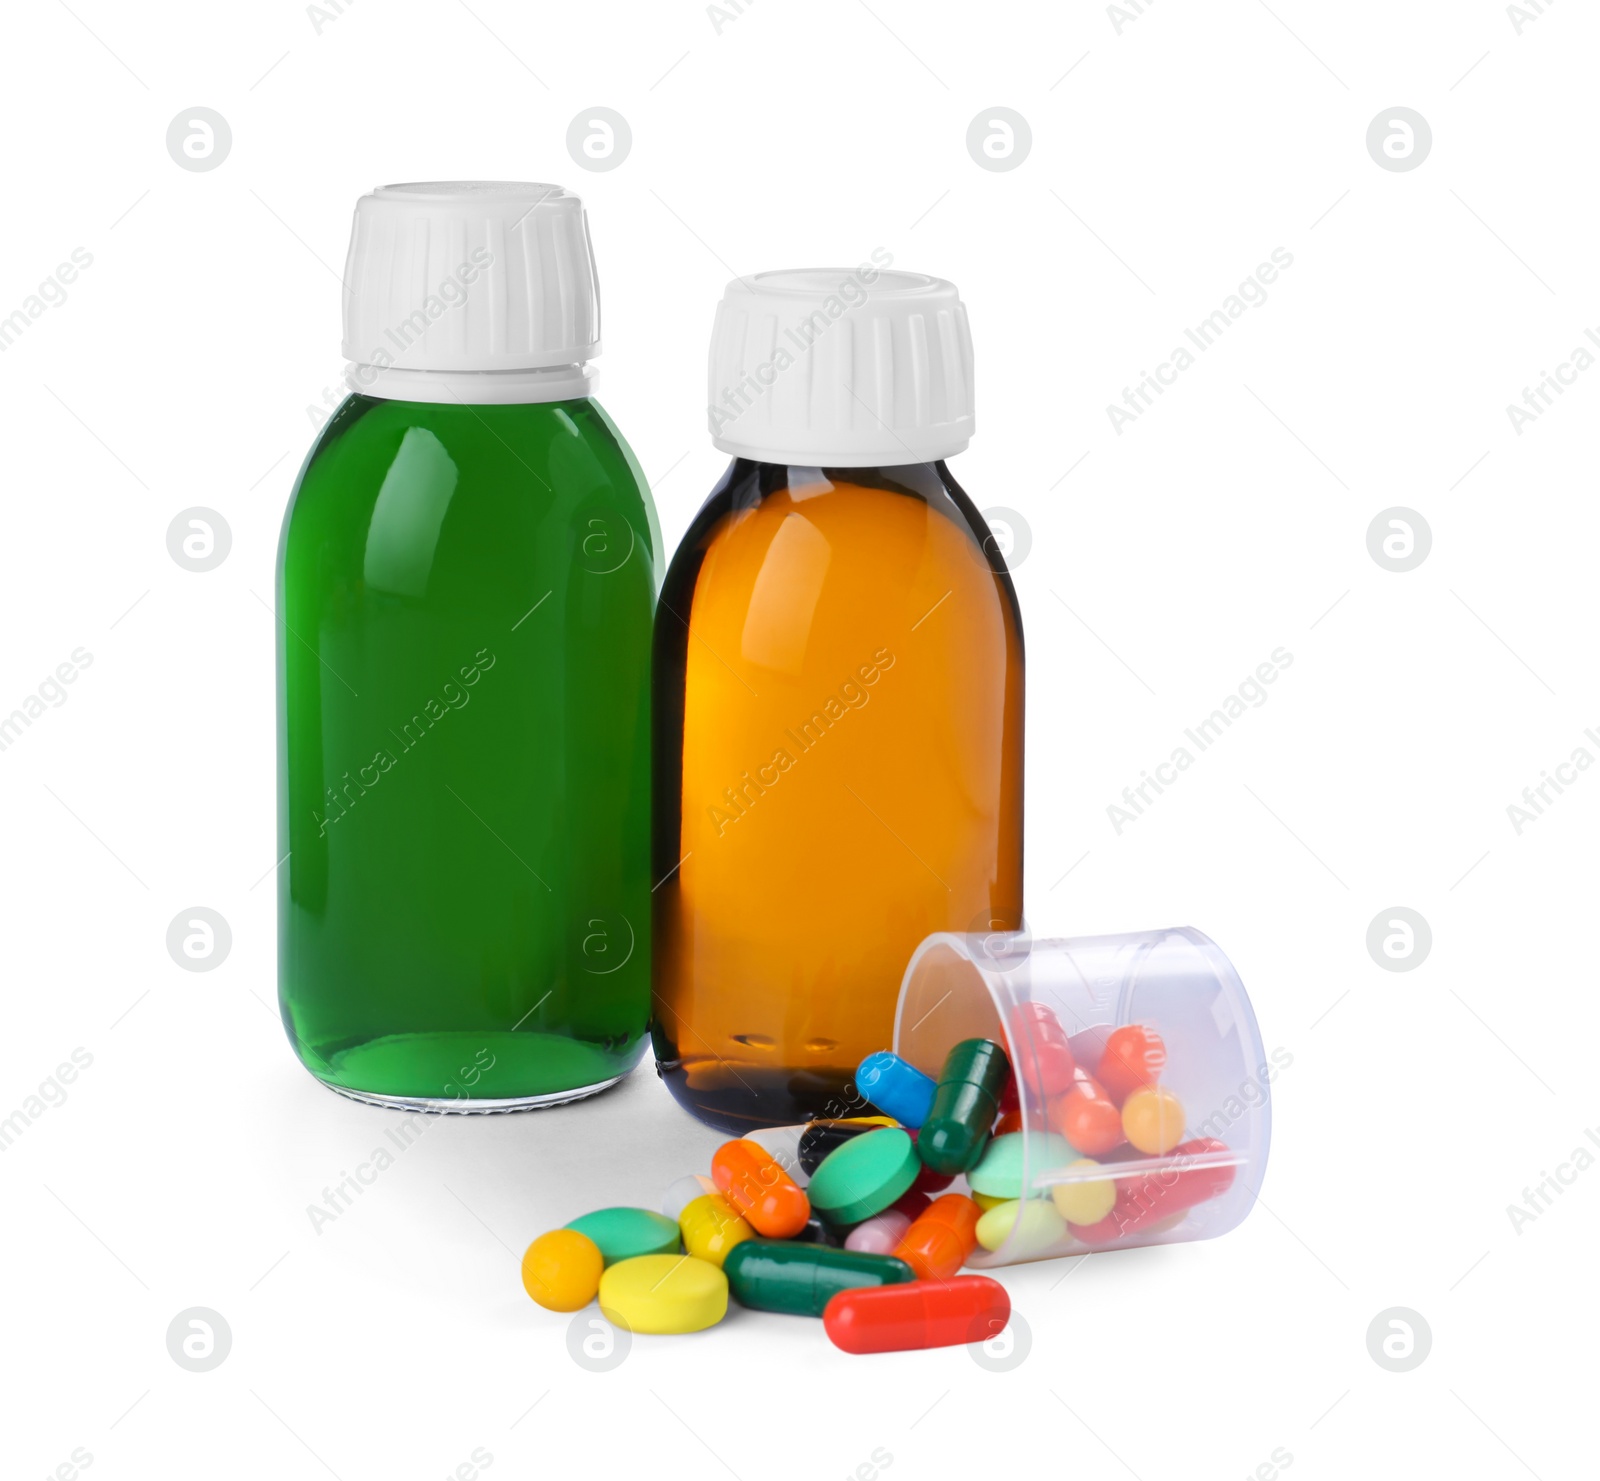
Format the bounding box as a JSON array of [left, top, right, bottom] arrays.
[[722, 1240, 914, 1317], [918, 1038, 1011, 1175]]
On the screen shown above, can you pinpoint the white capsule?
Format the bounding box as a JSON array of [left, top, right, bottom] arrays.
[[742, 1124, 810, 1187], [661, 1173, 717, 1222]]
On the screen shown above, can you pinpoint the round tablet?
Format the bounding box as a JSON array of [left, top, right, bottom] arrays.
[[598, 1254, 728, 1335], [521, 1229, 603, 1312], [566, 1206, 681, 1264], [968, 1131, 1074, 1199], [807, 1128, 919, 1225]]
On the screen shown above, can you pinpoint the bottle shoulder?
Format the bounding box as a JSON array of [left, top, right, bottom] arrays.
[[661, 460, 1022, 637], [279, 394, 661, 588]]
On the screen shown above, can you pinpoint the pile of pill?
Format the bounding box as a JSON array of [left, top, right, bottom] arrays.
[[520, 1008, 1236, 1353]]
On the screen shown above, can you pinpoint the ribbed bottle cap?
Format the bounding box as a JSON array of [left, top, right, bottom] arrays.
[[707, 267, 974, 467], [341, 181, 601, 403]]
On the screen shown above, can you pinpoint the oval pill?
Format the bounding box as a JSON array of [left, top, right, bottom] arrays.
[[1049, 1158, 1117, 1226], [679, 1192, 755, 1267], [712, 1138, 811, 1237], [723, 1240, 914, 1317], [823, 1275, 1011, 1354], [520, 1229, 603, 1312], [808, 1128, 920, 1225], [856, 1051, 937, 1129], [918, 1038, 1011, 1176], [565, 1206, 682, 1264], [974, 1197, 1068, 1255], [598, 1254, 728, 1335]]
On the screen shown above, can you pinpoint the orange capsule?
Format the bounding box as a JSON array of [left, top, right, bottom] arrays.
[[892, 1192, 982, 1281], [712, 1138, 811, 1238], [993, 1109, 1024, 1137]]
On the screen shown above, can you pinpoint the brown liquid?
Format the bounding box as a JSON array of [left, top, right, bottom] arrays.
[[653, 463, 1024, 1131]]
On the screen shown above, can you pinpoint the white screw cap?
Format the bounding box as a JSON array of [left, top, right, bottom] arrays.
[[707, 266, 974, 467], [341, 182, 602, 401]]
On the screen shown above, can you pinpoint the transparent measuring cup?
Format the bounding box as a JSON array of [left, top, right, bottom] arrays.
[[893, 927, 1272, 1266]]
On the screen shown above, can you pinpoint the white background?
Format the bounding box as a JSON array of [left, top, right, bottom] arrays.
[[3, 1, 1595, 1477]]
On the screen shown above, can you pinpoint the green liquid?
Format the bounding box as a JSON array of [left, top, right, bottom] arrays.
[[276, 393, 658, 1107]]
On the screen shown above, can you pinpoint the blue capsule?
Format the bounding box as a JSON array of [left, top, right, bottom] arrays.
[[856, 1051, 937, 1129]]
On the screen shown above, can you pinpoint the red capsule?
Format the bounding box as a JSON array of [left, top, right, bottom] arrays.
[[823, 1275, 1011, 1354], [1069, 1138, 1237, 1244], [1008, 1001, 1077, 1100]]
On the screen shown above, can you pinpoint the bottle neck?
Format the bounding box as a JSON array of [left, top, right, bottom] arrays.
[[346, 360, 597, 405]]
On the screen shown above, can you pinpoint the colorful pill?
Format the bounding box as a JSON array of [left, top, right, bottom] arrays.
[[808, 1128, 920, 1225], [679, 1192, 755, 1267], [1008, 1001, 1078, 1100], [565, 1206, 682, 1264], [712, 1138, 811, 1237], [856, 1051, 937, 1128], [1050, 1072, 1125, 1156], [797, 1117, 899, 1176], [823, 1275, 1011, 1354], [844, 1208, 913, 1255], [661, 1173, 718, 1222], [723, 1240, 914, 1317], [1068, 1138, 1237, 1243], [598, 1253, 727, 1334], [743, 1124, 810, 1186], [969, 1131, 1075, 1199], [993, 1108, 1024, 1137], [918, 1038, 1011, 1176], [520, 1228, 604, 1312], [1121, 1086, 1185, 1154], [1096, 1024, 1167, 1105], [971, 1190, 1007, 1212], [893, 1192, 982, 1281], [1049, 1158, 1117, 1226], [974, 1197, 1068, 1255]]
